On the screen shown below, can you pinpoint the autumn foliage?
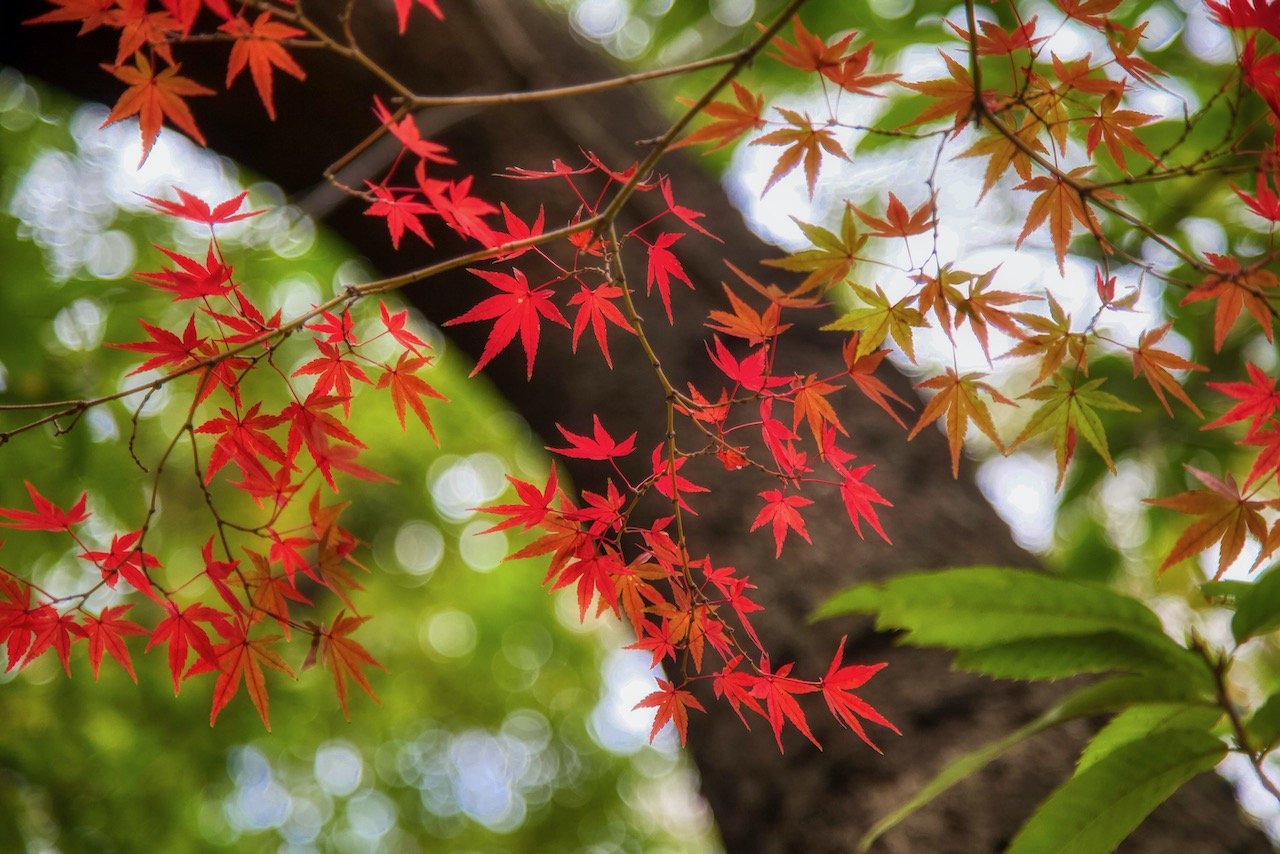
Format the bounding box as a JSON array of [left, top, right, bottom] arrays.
[[7, 0, 1280, 787]]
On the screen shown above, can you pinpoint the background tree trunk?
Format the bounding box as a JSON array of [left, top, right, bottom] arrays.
[[1, 2, 1269, 850]]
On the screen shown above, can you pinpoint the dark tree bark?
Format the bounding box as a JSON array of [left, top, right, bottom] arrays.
[[2, 2, 1269, 850]]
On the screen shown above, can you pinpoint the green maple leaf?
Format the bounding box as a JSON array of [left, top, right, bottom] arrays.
[[1012, 375, 1139, 487], [823, 283, 926, 362]]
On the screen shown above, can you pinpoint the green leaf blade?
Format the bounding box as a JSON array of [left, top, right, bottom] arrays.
[[1007, 729, 1227, 854], [815, 566, 1168, 650], [1074, 703, 1221, 775], [1231, 566, 1280, 644]]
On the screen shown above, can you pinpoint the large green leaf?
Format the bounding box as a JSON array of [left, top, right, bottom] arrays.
[[1007, 730, 1226, 854], [952, 632, 1211, 689], [1074, 703, 1221, 775], [1232, 565, 1280, 644], [854, 673, 1206, 852], [815, 566, 1168, 649], [1246, 691, 1280, 751]]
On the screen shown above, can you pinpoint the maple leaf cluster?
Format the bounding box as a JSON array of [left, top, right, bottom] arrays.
[[0, 188, 451, 726], [673, 5, 1280, 539], [16, 0, 1280, 757]]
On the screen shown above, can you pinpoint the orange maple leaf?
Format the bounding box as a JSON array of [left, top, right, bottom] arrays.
[[375, 351, 448, 441], [951, 267, 1034, 363], [673, 81, 765, 153], [317, 612, 385, 719], [1130, 322, 1207, 417], [1145, 467, 1278, 578], [1014, 167, 1117, 274], [706, 283, 791, 344], [101, 55, 213, 165], [958, 117, 1046, 199], [219, 12, 307, 121], [854, 192, 935, 238], [770, 16, 855, 75], [1004, 292, 1086, 387], [791, 374, 846, 445], [751, 108, 848, 197], [908, 369, 1012, 477], [901, 51, 979, 133]]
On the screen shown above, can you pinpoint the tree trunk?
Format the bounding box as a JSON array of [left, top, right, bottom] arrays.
[[1, 2, 1269, 850]]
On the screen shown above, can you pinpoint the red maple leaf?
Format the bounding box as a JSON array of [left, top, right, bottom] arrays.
[[279, 394, 365, 491], [195, 402, 287, 482], [660, 178, 720, 241], [646, 232, 694, 323], [634, 679, 706, 746], [293, 340, 373, 414], [551, 544, 625, 620], [186, 617, 292, 730], [372, 96, 455, 164], [307, 309, 356, 345], [0, 578, 38, 671], [478, 465, 560, 533], [392, 0, 444, 34], [379, 302, 430, 353], [547, 415, 637, 461], [707, 335, 786, 393], [750, 658, 821, 752], [25, 606, 86, 676], [650, 446, 709, 513], [146, 601, 233, 694], [444, 267, 569, 378], [363, 182, 433, 249], [714, 656, 766, 728], [376, 352, 447, 440], [79, 529, 162, 601], [417, 165, 498, 246], [141, 187, 262, 226], [1203, 362, 1280, 433], [1181, 253, 1278, 351], [567, 283, 632, 368], [1235, 171, 1280, 221], [750, 490, 814, 557], [83, 605, 146, 681], [134, 242, 234, 300], [1208, 0, 1280, 39], [1243, 423, 1280, 487], [820, 636, 897, 752], [492, 203, 546, 259], [199, 537, 244, 615], [0, 481, 88, 532]]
